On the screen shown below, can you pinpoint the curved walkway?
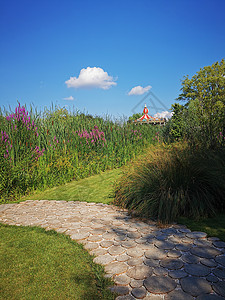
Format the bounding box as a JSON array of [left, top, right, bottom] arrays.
[[0, 200, 225, 300]]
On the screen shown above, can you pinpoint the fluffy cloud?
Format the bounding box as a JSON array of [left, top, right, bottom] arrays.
[[154, 111, 173, 120], [65, 67, 117, 90], [128, 85, 151, 96], [62, 96, 74, 101]]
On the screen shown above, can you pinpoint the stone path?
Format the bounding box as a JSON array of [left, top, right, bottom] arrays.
[[0, 200, 225, 300]]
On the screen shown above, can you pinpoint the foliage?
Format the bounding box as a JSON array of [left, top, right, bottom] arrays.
[[163, 103, 184, 142], [176, 59, 225, 148], [0, 223, 115, 300], [114, 143, 225, 223], [128, 112, 142, 121], [0, 104, 162, 203]]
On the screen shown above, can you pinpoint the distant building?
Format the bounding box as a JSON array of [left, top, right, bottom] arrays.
[[131, 104, 166, 125]]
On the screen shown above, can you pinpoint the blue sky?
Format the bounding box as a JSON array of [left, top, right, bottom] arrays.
[[0, 0, 225, 119]]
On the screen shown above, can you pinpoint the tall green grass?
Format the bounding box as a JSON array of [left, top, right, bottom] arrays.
[[0, 103, 162, 202], [114, 143, 225, 223]]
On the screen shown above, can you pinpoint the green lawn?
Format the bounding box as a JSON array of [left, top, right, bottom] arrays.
[[23, 168, 122, 204], [0, 224, 115, 300]]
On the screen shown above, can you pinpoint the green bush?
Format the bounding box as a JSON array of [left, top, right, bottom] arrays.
[[113, 143, 225, 223]]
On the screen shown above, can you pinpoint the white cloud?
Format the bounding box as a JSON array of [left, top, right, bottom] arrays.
[[128, 85, 151, 96], [154, 111, 174, 120], [65, 67, 117, 90], [62, 96, 74, 101]]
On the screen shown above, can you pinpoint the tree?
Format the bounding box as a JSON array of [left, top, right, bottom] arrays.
[[128, 113, 142, 122], [177, 59, 225, 148], [168, 103, 185, 141]]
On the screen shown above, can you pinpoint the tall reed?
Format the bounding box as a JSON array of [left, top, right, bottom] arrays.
[[0, 104, 162, 202]]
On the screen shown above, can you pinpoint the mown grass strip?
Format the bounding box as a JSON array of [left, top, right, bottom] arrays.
[[0, 223, 115, 300], [22, 168, 122, 204]]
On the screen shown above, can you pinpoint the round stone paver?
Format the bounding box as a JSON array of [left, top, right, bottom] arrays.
[[145, 248, 167, 260], [182, 254, 200, 264], [122, 240, 136, 248], [114, 274, 131, 285], [100, 240, 114, 248], [108, 245, 126, 256], [165, 290, 194, 300], [186, 231, 207, 239], [215, 255, 225, 267], [191, 246, 222, 259], [213, 241, 225, 248], [131, 287, 147, 299], [130, 279, 143, 288], [127, 247, 145, 258], [93, 254, 114, 265], [83, 242, 99, 250], [175, 244, 192, 251], [70, 232, 90, 240], [154, 240, 175, 250], [206, 274, 219, 283], [200, 258, 218, 267], [144, 276, 177, 294], [153, 266, 168, 276], [160, 258, 183, 270], [180, 277, 212, 296], [105, 262, 128, 275], [127, 266, 153, 280], [169, 269, 188, 279], [110, 286, 130, 296], [167, 250, 182, 258], [184, 263, 211, 276], [143, 258, 159, 267], [213, 267, 225, 279], [117, 254, 130, 262], [213, 281, 225, 297], [127, 258, 143, 266]]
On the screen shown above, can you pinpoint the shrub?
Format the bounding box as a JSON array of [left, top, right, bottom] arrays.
[[113, 143, 225, 223]]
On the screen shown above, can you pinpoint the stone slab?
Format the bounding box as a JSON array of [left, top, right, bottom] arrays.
[[93, 254, 114, 265], [213, 281, 225, 297], [180, 277, 212, 296], [184, 263, 211, 277], [114, 274, 131, 285], [127, 266, 152, 280], [165, 290, 194, 300], [215, 255, 225, 267], [160, 258, 183, 270], [169, 269, 188, 279], [144, 276, 177, 294], [186, 231, 207, 239], [191, 246, 222, 259], [131, 287, 147, 299], [105, 262, 128, 275]]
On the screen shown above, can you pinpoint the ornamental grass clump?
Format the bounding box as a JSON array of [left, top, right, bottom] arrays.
[[114, 143, 225, 223]]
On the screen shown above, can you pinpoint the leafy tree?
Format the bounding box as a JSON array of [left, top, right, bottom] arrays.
[[177, 59, 225, 148], [165, 103, 185, 141], [128, 113, 142, 122]]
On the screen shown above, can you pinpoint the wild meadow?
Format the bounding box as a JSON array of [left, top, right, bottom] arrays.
[[0, 103, 162, 203]]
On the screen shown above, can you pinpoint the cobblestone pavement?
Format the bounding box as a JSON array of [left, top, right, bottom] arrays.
[[1, 200, 225, 300]]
